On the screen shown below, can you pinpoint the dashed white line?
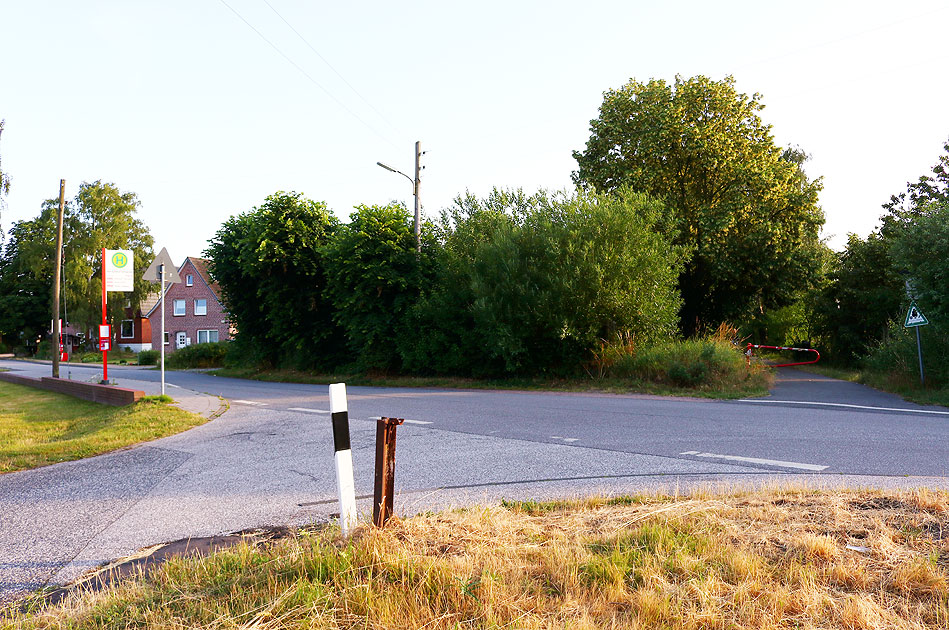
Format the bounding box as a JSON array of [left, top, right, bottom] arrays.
[[679, 450, 827, 471], [738, 399, 949, 416], [288, 407, 330, 414], [233, 400, 268, 406]]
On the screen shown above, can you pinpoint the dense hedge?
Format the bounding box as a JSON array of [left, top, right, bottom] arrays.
[[207, 189, 687, 377]]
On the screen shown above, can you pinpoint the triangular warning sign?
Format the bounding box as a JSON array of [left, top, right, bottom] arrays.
[[904, 302, 929, 328]]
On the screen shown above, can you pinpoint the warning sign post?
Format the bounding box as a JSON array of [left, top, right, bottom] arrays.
[[903, 302, 929, 385]]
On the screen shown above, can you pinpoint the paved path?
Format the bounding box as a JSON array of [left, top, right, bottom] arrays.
[[1, 361, 947, 603]]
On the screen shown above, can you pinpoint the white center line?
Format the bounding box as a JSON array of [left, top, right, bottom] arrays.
[[679, 451, 827, 471], [233, 400, 268, 406], [288, 407, 330, 414], [738, 399, 949, 416]]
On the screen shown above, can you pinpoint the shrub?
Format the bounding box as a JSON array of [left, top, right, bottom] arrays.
[[166, 342, 230, 369], [610, 326, 766, 391], [863, 320, 949, 388], [81, 352, 102, 363], [137, 349, 159, 365]]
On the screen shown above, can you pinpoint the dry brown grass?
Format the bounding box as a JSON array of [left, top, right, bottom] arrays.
[[5, 488, 949, 629]]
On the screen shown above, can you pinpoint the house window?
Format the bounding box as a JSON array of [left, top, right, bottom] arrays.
[[173, 299, 185, 316], [186, 274, 194, 287], [163, 332, 170, 345], [197, 329, 219, 344], [120, 320, 134, 338], [194, 299, 207, 316]]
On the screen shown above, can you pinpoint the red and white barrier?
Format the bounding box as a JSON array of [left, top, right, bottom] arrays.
[[746, 343, 820, 367]]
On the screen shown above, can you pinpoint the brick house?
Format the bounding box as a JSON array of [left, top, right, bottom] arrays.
[[145, 257, 231, 352], [114, 303, 153, 352]]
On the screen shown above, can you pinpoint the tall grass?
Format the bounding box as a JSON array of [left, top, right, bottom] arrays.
[[607, 324, 771, 394]]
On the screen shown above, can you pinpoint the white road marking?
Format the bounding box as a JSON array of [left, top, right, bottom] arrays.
[[679, 451, 827, 471], [551, 436, 579, 443], [233, 400, 268, 406], [288, 407, 330, 414], [738, 399, 949, 416], [562, 438, 579, 443]]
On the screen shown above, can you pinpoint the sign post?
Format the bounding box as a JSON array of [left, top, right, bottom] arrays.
[[102, 248, 134, 384], [144, 248, 180, 396], [903, 301, 929, 385]]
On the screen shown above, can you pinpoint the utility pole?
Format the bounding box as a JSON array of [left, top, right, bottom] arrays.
[[413, 141, 421, 253], [51, 180, 65, 378]]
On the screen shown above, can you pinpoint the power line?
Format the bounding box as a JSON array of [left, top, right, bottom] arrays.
[[258, 0, 405, 140], [216, 0, 399, 149]]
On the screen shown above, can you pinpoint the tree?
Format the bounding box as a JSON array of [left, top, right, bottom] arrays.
[[573, 75, 825, 334], [205, 192, 342, 368], [0, 220, 52, 347], [890, 200, 949, 323], [810, 232, 903, 364], [322, 203, 433, 371], [0, 181, 154, 348], [881, 137, 949, 237]]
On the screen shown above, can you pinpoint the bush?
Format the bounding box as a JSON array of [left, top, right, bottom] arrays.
[[166, 342, 230, 369], [400, 188, 685, 376], [609, 326, 765, 391], [863, 320, 949, 388], [137, 349, 159, 365], [81, 352, 102, 363]]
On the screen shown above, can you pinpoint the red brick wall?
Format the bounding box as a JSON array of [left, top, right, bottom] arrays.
[[148, 258, 231, 353]]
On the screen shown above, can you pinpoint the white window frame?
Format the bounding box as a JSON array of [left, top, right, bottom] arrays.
[[120, 319, 134, 338], [196, 329, 219, 344], [194, 298, 207, 316], [163, 332, 170, 345], [186, 274, 194, 287], [173, 299, 186, 316]]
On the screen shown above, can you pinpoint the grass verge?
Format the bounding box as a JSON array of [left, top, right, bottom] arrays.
[[211, 367, 771, 399], [5, 488, 948, 628], [0, 381, 207, 473]]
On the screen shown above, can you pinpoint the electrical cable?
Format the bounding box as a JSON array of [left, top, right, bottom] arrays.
[[258, 0, 404, 140], [216, 0, 400, 149]]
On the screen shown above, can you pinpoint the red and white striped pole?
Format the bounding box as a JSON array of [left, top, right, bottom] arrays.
[[329, 383, 358, 536]]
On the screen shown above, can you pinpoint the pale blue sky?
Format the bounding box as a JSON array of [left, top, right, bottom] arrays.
[[2, 1, 947, 265]]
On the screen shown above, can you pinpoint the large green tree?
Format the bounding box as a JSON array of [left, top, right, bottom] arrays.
[[322, 202, 433, 372], [205, 192, 342, 368], [573, 75, 825, 334]]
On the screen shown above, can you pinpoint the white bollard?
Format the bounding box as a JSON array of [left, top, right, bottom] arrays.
[[329, 383, 358, 536]]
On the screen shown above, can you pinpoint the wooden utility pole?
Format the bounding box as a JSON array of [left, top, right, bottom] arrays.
[[413, 141, 421, 253], [51, 180, 65, 378]]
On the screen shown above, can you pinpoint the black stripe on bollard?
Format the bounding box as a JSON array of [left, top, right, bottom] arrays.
[[331, 411, 351, 452]]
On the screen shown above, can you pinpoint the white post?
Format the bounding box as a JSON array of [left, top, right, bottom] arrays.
[[329, 382, 358, 536], [160, 263, 166, 396]]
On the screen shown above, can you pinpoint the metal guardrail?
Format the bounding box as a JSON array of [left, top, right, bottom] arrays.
[[746, 343, 820, 367]]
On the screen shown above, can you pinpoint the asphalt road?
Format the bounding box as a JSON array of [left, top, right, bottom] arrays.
[[1, 360, 948, 603]]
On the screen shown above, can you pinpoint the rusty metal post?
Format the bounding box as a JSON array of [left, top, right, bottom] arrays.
[[373, 417, 404, 527]]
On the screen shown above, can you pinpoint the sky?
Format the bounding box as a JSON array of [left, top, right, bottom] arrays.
[[1, 1, 947, 266]]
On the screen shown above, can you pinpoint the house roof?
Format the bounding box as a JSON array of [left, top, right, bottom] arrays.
[[143, 256, 224, 318], [187, 257, 222, 296]]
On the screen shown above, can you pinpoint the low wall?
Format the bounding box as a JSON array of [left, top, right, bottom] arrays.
[[0, 371, 143, 406]]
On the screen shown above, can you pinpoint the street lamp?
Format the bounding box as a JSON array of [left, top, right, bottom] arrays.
[[377, 140, 423, 252]]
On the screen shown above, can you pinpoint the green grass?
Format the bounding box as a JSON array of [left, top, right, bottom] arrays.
[[0, 382, 207, 473]]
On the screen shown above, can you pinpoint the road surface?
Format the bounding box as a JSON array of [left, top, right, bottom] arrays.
[[1, 360, 947, 603]]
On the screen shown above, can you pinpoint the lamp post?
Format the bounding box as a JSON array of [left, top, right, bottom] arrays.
[[377, 140, 422, 253]]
